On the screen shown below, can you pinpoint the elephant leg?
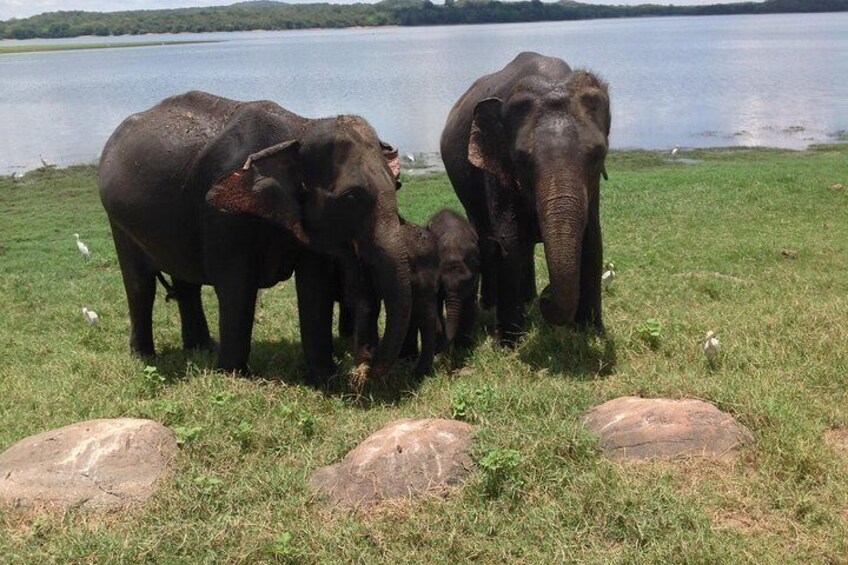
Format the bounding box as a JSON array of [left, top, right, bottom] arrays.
[[414, 295, 437, 377], [455, 294, 479, 349], [111, 223, 156, 357], [576, 193, 604, 333], [214, 276, 258, 375], [338, 302, 355, 338], [336, 261, 355, 338], [400, 319, 419, 359], [352, 265, 380, 365], [486, 174, 528, 345], [172, 278, 215, 352], [522, 250, 537, 304], [478, 238, 498, 311], [296, 252, 338, 382]]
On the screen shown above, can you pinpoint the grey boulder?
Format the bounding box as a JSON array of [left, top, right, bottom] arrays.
[[582, 397, 753, 462], [0, 418, 178, 511], [310, 418, 474, 507]]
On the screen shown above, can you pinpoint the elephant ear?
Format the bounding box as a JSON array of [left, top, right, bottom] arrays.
[[468, 97, 513, 187], [206, 140, 310, 245], [380, 140, 402, 190]]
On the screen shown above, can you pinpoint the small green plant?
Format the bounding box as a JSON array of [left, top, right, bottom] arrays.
[[451, 385, 494, 423], [210, 391, 236, 406], [139, 364, 166, 394], [193, 475, 222, 495], [266, 531, 295, 558], [636, 318, 663, 349], [173, 425, 204, 446], [152, 400, 182, 425], [478, 448, 524, 498], [297, 412, 316, 437], [232, 420, 254, 449]]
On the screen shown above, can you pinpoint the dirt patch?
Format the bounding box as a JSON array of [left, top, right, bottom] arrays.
[[823, 428, 848, 459]]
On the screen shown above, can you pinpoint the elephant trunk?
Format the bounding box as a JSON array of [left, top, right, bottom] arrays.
[[536, 167, 588, 326], [443, 293, 463, 344], [360, 209, 412, 378]]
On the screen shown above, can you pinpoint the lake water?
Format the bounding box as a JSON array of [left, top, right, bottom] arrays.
[[1, 13, 846, 173]]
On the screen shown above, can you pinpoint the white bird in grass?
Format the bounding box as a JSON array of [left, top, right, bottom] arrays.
[[74, 233, 91, 260], [39, 154, 52, 169], [82, 307, 100, 325], [601, 262, 615, 287], [703, 331, 720, 360], [671, 146, 680, 158], [12, 172, 24, 182]]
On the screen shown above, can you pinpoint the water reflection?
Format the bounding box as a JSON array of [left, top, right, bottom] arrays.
[[0, 13, 846, 173]]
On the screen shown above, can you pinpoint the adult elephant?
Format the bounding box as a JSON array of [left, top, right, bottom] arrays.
[[99, 91, 411, 383], [440, 52, 610, 344]]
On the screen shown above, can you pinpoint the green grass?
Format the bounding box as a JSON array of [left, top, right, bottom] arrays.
[[0, 40, 219, 55], [2, 146, 848, 562]]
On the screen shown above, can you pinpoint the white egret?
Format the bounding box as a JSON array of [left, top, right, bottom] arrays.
[[39, 154, 52, 169], [671, 146, 680, 157], [12, 172, 24, 182], [74, 233, 91, 260], [404, 153, 415, 163], [601, 262, 615, 287], [82, 307, 100, 325], [703, 331, 720, 360]]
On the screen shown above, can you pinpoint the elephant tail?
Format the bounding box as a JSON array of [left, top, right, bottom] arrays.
[[155, 272, 178, 302]]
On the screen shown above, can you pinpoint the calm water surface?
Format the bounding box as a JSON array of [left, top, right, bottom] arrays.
[[1, 13, 846, 173]]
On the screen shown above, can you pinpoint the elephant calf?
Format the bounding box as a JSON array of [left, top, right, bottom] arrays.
[[352, 217, 440, 377], [427, 209, 480, 351]]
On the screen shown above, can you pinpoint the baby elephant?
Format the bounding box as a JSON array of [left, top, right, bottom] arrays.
[[427, 209, 480, 350], [354, 217, 440, 376]]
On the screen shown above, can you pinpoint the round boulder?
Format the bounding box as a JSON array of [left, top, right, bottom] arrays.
[[0, 418, 178, 511], [582, 397, 753, 462], [310, 418, 474, 507]]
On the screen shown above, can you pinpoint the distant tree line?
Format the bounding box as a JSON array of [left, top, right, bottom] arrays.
[[1, 0, 846, 40]]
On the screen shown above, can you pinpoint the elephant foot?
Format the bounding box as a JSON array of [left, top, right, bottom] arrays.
[[186, 337, 217, 354], [413, 361, 434, 379], [131, 344, 156, 360]]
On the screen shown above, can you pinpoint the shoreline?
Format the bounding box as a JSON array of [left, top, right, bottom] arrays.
[[6, 143, 846, 178], [0, 39, 220, 54]]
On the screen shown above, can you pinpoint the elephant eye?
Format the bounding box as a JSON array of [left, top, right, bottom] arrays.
[[337, 186, 374, 208]]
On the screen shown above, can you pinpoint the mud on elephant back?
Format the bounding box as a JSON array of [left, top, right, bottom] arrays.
[[440, 52, 611, 345], [98, 91, 411, 385]]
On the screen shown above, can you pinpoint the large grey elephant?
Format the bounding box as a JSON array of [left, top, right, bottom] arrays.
[[440, 52, 610, 344], [99, 91, 411, 383]]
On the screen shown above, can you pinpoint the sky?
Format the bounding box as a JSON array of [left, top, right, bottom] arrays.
[[0, 0, 757, 21]]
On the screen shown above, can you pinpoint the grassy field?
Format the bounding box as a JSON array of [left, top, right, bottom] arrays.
[[1, 146, 847, 562], [0, 40, 218, 55]]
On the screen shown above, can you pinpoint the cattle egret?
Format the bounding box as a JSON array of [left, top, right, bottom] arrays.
[[405, 153, 415, 163], [671, 146, 679, 157], [601, 262, 615, 287], [703, 331, 720, 360], [82, 307, 100, 325], [12, 172, 24, 182], [74, 233, 91, 260]]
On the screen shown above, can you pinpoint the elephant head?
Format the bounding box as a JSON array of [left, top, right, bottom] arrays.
[[468, 70, 610, 326], [438, 234, 479, 344], [206, 116, 410, 376]]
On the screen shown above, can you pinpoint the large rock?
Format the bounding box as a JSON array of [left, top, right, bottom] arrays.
[[582, 397, 753, 462], [0, 419, 178, 511], [310, 418, 474, 507]]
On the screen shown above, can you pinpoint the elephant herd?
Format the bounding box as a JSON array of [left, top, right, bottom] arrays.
[[98, 51, 611, 385]]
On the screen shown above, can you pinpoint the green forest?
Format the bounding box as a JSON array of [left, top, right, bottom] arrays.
[[1, 0, 846, 40]]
